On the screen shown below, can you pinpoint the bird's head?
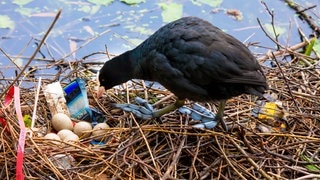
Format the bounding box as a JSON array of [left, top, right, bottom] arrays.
[[96, 53, 133, 98]]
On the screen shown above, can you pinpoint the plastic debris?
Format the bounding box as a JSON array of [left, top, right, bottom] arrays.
[[64, 78, 92, 121], [252, 100, 288, 132], [43, 82, 70, 116], [64, 78, 106, 125]]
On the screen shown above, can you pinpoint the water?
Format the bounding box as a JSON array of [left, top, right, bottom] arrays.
[[0, 0, 319, 88]]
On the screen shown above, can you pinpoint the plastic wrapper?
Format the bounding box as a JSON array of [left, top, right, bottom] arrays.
[[43, 82, 70, 116], [252, 100, 287, 132], [43, 79, 105, 125], [64, 78, 92, 121], [64, 78, 105, 124]]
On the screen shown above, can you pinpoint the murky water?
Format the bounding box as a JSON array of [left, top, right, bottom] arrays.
[[0, 0, 319, 87]]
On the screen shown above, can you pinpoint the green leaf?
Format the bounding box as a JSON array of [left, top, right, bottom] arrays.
[[264, 23, 286, 37], [0, 15, 15, 29], [159, 3, 183, 23], [78, 5, 91, 13], [305, 164, 320, 172], [12, 0, 33, 6], [87, 0, 114, 6], [91, 5, 101, 14], [301, 155, 320, 172], [78, 5, 100, 15], [120, 0, 145, 5], [192, 0, 223, 7], [23, 115, 32, 128], [304, 38, 316, 56], [13, 58, 23, 67], [15, 7, 38, 17], [313, 38, 320, 54]]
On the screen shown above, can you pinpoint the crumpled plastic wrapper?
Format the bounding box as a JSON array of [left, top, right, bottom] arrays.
[[252, 97, 288, 133]]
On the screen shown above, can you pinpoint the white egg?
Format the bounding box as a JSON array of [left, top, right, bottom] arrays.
[[92, 123, 110, 141], [63, 133, 79, 143], [51, 113, 73, 132], [57, 129, 75, 141], [73, 121, 92, 138], [44, 133, 61, 144]]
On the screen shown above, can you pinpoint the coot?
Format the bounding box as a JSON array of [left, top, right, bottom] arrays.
[[98, 16, 268, 129]]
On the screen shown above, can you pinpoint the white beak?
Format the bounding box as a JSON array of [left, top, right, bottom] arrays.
[[97, 86, 105, 98]]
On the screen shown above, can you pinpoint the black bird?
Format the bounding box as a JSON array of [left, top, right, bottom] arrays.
[[98, 16, 268, 130]]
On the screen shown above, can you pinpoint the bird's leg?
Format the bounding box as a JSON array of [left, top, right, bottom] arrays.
[[179, 100, 228, 130], [215, 100, 228, 131], [114, 97, 185, 119], [153, 99, 185, 117]]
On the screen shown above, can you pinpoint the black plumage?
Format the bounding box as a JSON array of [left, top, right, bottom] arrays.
[[98, 16, 268, 129]]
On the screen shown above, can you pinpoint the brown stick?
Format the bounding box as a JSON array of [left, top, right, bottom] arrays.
[[258, 40, 309, 61], [0, 9, 62, 99], [283, 0, 320, 35]]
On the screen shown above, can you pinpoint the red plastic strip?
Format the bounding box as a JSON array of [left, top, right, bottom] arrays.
[[0, 117, 7, 131], [4, 86, 15, 106], [0, 86, 15, 133], [14, 87, 26, 180]]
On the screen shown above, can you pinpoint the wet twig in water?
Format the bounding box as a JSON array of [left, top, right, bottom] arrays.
[[257, 2, 315, 62], [283, 0, 320, 36], [258, 40, 310, 61], [0, 10, 62, 99], [260, 1, 281, 49]]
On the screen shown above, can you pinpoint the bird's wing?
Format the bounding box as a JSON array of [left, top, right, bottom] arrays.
[[136, 17, 266, 90], [137, 49, 210, 97], [161, 34, 266, 87]]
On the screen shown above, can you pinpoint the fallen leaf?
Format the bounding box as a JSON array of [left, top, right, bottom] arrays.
[[159, 2, 183, 23], [0, 15, 15, 29], [264, 23, 286, 37], [12, 0, 34, 6], [87, 0, 114, 6], [192, 0, 223, 7], [313, 38, 320, 54], [226, 9, 243, 21]]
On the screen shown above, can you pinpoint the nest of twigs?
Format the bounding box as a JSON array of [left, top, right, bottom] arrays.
[[0, 37, 319, 180], [1, 7, 320, 178]]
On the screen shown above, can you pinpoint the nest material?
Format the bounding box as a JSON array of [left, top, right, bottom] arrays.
[[1, 41, 320, 180]]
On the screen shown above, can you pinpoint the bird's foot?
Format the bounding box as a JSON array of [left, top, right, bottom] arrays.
[[114, 98, 222, 129], [178, 103, 218, 129], [113, 97, 155, 119]]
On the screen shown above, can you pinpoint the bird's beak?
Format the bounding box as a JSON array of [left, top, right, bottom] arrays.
[[97, 86, 105, 98]]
